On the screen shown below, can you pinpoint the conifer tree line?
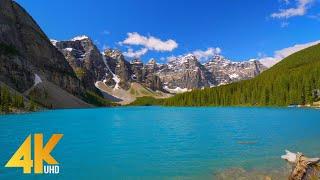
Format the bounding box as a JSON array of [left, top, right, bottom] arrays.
[[0, 85, 36, 113], [132, 44, 320, 107]]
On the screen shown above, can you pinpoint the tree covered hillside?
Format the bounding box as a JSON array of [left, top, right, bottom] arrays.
[[132, 43, 320, 106]]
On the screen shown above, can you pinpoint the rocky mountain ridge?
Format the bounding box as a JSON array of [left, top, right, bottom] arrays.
[[102, 50, 267, 94], [204, 55, 267, 86], [103, 49, 163, 91], [157, 54, 267, 93], [53, 36, 268, 95]]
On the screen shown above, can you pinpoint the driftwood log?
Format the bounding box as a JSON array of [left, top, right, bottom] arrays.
[[281, 150, 320, 180]]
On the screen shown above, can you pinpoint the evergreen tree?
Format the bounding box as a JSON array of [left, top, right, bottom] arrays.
[[0, 86, 11, 112], [28, 99, 37, 112]]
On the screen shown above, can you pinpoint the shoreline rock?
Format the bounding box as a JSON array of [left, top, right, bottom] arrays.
[[215, 167, 291, 180]]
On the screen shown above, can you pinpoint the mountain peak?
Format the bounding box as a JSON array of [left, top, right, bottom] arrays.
[[184, 54, 198, 61], [104, 49, 124, 60], [211, 55, 228, 62], [148, 58, 157, 64], [168, 54, 199, 65], [131, 59, 143, 64], [50, 39, 58, 46]]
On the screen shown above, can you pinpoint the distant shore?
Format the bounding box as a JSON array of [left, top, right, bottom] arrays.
[[296, 101, 320, 109], [1, 102, 320, 115]]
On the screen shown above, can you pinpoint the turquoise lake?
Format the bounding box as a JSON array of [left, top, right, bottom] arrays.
[[0, 107, 320, 179]]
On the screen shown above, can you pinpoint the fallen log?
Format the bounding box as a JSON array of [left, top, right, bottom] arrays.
[[281, 150, 320, 180]]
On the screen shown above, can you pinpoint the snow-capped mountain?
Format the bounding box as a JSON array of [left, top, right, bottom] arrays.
[[53, 35, 267, 95], [157, 54, 214, 93], [203, 55, 267, 86], [155, 54, 267, 92]]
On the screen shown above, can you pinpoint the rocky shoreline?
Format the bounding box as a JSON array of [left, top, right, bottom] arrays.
[[295, 101, 320, 109], [214, 166, 291, 180]]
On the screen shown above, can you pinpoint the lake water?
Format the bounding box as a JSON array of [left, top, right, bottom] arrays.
[[0, 107, 320, 179]]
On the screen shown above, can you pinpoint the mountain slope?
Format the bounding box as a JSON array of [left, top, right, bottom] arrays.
[[0, 0, 83, 93], [95, 81, 171, 105], [91, 49, 170, 104], [0, 0, 93, 109], [132, 43, 320, 106], [25, 81, 93, 109]]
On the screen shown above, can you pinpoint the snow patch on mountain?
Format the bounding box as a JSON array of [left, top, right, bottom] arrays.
[[71, 35, 89, 41], [50, 39, 58, 46], [163, 86, 190, 94], [34, 73, 42, 86], [65, 48, 73, 52], [101, 52, 121, 90], [229, 73, 239, 79]]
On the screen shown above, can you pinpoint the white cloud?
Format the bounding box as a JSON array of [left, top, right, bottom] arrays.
[[192, 47, 222, 62], [259, 40, 320, 67], [271, 0, 314, 19], [123, 48, 148, 58], [121, 32, 178, 52], [259, 57, 280, 68]]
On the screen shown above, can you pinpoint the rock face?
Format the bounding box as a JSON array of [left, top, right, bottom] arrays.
[[103, 49, 132, 90], [143, 59, 163, 91], [204, 55, 267, 86], [52, 36, 267, 95], [157, 54, 214, 91], [102, 49, 163, 91], [97, 49, 267, 94], [0, 0, 83, 95], [156, 54, 267, 92], [53, 36, 107, 91]]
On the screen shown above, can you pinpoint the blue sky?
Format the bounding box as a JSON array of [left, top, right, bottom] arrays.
[[16, 0, 320, 63]]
